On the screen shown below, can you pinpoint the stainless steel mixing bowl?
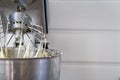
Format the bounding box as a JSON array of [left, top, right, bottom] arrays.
[[0, 50, 62, 80]]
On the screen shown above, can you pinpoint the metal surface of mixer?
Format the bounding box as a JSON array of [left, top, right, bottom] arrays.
[[0, 0, 48, 58], [0, 0, 62, 80]]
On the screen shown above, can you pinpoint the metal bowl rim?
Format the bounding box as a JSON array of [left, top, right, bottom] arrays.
[[0, 49, 63, 60]]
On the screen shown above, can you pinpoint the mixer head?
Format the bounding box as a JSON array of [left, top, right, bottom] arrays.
[[0, 0, 49, 59]]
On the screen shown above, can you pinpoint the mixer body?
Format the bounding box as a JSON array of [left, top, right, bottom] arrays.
[[0, 0, 47, 47], [0, 0, 62, 80]]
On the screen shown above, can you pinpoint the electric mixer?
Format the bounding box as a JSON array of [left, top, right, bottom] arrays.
[[0, 0, 62, 80], [0, 0, 49, 58]]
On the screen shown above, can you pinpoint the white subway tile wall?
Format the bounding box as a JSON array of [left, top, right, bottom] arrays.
[[48, 0, 120, 80]]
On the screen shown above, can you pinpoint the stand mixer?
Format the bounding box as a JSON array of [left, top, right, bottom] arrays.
[[0, 0, 62, 80]]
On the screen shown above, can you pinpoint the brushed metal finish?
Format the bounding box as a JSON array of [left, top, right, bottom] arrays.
[[0, 50, 62, 80]]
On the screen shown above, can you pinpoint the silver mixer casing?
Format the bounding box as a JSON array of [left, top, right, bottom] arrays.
[[0, 0, 48, 47], [0, 1, 62, 80]]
